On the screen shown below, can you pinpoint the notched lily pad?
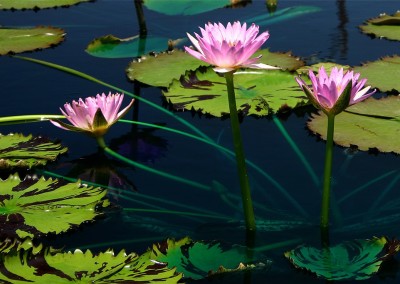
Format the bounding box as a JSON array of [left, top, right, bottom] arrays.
[[0, 174, 109, 239], [0, 0, 91, 10], [144, 237, 270, 280], [0, 26, 65, 55], [0, 245, 182, 283], [308, 96, 400, 154], [359, 11, 400, 41], [254, 49, 305, 71], [86, 34, 182, 58], [354, 56, 400, 93], [0, 133, 67, 169], [126, 49, 208, 87], [296, 62, 351, 75], [285, 236, 400, 281], [164, 66, 309, 117]]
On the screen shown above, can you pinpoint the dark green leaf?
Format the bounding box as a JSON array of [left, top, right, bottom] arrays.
[[0, 0, 91, 10], [359, 11, 400, 41]]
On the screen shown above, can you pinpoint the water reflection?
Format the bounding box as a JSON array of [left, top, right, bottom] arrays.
[[329, 0, 349, 61]]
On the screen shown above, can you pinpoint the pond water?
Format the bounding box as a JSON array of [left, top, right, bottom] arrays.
[[1, 0, 400, 283]]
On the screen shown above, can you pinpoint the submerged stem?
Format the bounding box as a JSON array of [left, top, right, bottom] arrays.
[[320, 114, 335, 229], [224, 71, 256, 233]]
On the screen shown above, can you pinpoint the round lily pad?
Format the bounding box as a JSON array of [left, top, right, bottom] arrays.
[[164, 67, 309, 117], [354, 56, 400, 93], [359, 11, 400, 41], [307, 96, 400, 154], [0, 174, 110, 239], [0, 26, 65, 55], [0, 0, 91, 10], [0, 133, 67, 169]]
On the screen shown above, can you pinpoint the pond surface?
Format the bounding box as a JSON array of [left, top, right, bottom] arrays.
[[1, 0, 400, 283]]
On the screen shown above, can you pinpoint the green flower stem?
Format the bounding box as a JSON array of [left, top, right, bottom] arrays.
[[224, 71, 256, 233], [0, 114, 65, 125], [321, 113, 335, 229], [95, 136, 211, 191]]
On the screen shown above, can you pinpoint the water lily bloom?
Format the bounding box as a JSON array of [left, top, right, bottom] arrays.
[[185, 21, 279, 73], [51, 92, 134, 137], [296, 66, 375, 115]]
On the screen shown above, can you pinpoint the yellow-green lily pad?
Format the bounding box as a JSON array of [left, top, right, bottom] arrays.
[[0, 0, 91, 10], [307, 96, 400, 154], [354, 56, 400, 93], [359, 11, 400, 41], [0, 26, 65, 55], [164, 67, 309, 117]]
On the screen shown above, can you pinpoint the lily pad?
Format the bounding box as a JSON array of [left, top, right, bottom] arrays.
[[86, 34, 183, 59], [126, 49, 208, 87], [145, 237, 269, 280], [127, 49, 303, 88], [284, 236, 400, 281], [0, 246, 182, 283], [142, 0, 231, 16], [296, 62, 351, 75], [354, 56, 400, 93], [307, 96, 400, 154], [164, 67, 309, 117], [0, 0, 91, 10], [359, 11, 400, 41], [0, 133, 67, 169], [0, 26, 65, 55], [0, 174, 109, 239]]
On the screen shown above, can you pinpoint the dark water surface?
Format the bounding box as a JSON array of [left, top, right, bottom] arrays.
[[1, 0, 400, 283]]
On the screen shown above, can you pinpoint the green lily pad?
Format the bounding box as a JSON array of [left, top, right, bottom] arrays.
[[296, 62, 351, 75], [0, 0, 91, 10], [145, 237, 269, 280], [0, 133, 67, 169], [284, 236, 400, 281], [164, 67, 309, 117], [359, 11, 400, 41], [127, 49, 303, 88], [142, 0, 231, 16], [85, 34, 183, 59], [0, 246, 182, 283], [0, 174, 109, 239], [307, 96, 400, 154], [354, 56, 400, 93], [126, 49, 207, 87], [0, 26, 65, 55]]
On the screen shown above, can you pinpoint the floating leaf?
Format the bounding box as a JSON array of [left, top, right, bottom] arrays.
[[85, 34, 182, 58], [142, 0, 231, 16], [0, 0, 91, 10], [296, 62, 351, 75], [126, 49, 208, 87], [359, 11, 400, 41], [0, 133, 67, 169], [145, 237, 269, 280], [354, 56, 400, 93], [307, 96, 400, 154], [0, 174, 109, 239], [164, 67, 309, 117], [126, 49, 304, 88], [0, 26, 65, 55], [285, 237, 400, 281], [0, 246, 182, 283]]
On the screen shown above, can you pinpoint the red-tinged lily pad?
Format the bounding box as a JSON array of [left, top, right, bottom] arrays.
[[354, 56, 400, 93], [144, 237, 270, 280], [0, 0, 91, 10], [284, 236, 400, 281], [307, 96, 400, 154], [359, 11, 400, 41], [164, 66, 309, 117], [0, 245, 182, 283], [85, 34, 183, 59], [0, 133, 67, 169], [0, 174, 110, 239], [0, 26, 65, 55]]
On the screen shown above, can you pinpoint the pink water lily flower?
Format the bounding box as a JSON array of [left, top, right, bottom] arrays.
[[185, 21, 279, 73], [51, 92, 134, 138], [296, 66, 376, 115]]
